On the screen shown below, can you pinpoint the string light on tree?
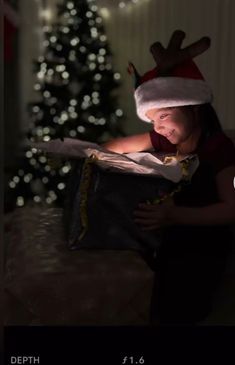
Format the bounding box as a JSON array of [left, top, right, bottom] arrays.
[[40, 8, 53, 23], [118, 0, 142, 8], [99, 0, 146, 16], [67, 2, 74, 10]]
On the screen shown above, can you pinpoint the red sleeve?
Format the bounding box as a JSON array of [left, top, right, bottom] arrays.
[[149, 130, 161, 150], [203, 132, 235, 175], [149, 130, 176, 153]]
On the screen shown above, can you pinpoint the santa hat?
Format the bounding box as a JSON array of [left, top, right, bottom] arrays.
[[128, 31, 213, 122]]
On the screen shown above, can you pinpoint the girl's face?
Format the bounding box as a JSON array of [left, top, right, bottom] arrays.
[[145, 106, 197, 144]]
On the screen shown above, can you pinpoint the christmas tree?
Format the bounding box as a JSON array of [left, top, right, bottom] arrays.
[[7, 0, 125, 209]]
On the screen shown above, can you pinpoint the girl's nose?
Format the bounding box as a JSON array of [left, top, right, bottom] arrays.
[[154, 124, 165, 133]]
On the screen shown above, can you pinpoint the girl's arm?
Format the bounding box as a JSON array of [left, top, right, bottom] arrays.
[[169, 165, 235, 225], [101, 133, 153, 154], [134, 165, 235, 229]]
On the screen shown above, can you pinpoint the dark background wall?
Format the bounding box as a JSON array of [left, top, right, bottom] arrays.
[[5, 32, 20, 170]]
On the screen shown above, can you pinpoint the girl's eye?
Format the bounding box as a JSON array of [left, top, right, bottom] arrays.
[[160, 114, 168, 120]]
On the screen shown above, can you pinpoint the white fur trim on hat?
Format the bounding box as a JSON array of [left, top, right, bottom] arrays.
[[134, 77, 213, 122]]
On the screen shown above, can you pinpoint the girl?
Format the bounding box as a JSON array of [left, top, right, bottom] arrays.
[[102, 53, 235, 325]]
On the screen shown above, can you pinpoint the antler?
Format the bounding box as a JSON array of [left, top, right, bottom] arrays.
[[150, 30, 211, 75], [127, 61, 141, 88]]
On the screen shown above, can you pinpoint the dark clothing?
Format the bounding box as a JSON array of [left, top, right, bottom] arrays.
[[149, 225, 232, 325], [149, 129, 235, 206], [148, 130, 235, 325]]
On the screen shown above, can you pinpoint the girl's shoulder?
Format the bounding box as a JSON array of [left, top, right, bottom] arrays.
[[201, 130, 235, 153], [199, 131, 235, 174]]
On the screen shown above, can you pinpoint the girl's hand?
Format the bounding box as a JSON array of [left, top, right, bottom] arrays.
[[133, 199, 174, 231]]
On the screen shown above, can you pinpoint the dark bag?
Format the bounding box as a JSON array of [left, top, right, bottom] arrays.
[[64, 158, 183, 253]]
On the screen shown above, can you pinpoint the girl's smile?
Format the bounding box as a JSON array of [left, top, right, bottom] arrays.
[[163, 130, 175, 139]]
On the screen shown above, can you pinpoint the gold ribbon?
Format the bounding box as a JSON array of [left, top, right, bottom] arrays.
[[147, 156, 192, 205]]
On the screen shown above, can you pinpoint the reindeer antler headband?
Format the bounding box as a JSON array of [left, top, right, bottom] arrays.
[[128, 30, 213, 122]]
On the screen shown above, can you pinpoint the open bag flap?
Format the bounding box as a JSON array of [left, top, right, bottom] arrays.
[[31, 138, 199, 183]]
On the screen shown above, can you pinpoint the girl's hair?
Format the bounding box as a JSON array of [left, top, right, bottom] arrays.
[[180, 103, 222, 138], [197, 103, 222, 136]]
